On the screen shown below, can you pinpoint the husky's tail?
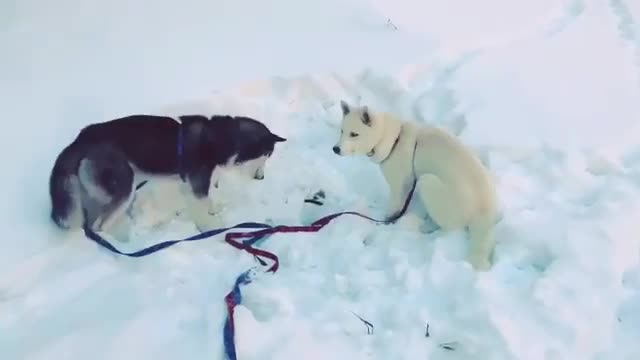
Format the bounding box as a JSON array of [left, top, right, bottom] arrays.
[[49, 142, 85, 229]]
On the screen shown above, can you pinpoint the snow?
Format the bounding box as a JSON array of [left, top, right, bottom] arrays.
[[2, 0, 640, 359]]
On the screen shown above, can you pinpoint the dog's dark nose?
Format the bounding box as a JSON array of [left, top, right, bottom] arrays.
[[332, 146, 341, 155]]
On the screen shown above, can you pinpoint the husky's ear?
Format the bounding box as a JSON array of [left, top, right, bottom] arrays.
[[340, 100, 350, 116], [361, 106, 371, 126], [271, 133, 287, 142]]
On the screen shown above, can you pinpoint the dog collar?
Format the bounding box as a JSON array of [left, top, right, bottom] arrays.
[[372, 133, 401, 163]]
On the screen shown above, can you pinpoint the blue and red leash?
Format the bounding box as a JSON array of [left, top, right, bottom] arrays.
[[83, 181, 416, 360]]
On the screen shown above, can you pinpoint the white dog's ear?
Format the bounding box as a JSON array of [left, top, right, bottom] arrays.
[[340, 100, 350, 116], [361, 106, 371, 126]]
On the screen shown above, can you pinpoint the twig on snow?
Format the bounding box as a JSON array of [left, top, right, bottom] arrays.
[[438, 341, 458, 351], [386, 18, 398, 31], [351, 311, 374, 335], [424, 324, 457, 351], [304, 199, 324, 206], [304, 190, 325, 206]]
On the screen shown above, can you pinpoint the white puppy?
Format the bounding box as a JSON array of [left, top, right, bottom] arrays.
[[332, 101, 498, 271]]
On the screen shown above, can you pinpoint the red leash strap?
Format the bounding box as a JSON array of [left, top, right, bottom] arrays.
[[224, 180, 417, 273], [225, 228, 282, 272], [224, 225, 329, 273]]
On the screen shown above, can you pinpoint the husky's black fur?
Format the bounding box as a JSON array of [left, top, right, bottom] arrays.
[[49, 114, 286, 232]]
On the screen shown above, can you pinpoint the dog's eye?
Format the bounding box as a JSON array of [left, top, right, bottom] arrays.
[[350, 132, 359, 138]]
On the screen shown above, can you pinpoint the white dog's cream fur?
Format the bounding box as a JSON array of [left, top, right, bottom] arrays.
[[333, 101, 498, 271]]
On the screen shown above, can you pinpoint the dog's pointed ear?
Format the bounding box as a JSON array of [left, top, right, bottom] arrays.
[[361, 106, 371, 126], [271, 133, 287, 142], [340, 100, 350, 116]]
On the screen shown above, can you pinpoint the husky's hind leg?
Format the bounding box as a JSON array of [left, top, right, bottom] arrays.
[[96, 189, 135, 242], [49, 143, 86, 230], [78, 144, 135, 242], [50, 174, 85, 230]]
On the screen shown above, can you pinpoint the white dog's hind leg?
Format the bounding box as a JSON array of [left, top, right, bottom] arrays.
[[416, 174, 493, 270], [466, 215, 495, 271], [415, 174, 466, 231], [62, 176, 86, 229]]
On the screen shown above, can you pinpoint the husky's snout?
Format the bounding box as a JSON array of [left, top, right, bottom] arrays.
[[332, 145, 341, 155]]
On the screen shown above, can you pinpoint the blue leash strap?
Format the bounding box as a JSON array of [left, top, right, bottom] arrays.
[[83, 221, 272, 257], [223, 269, 254, 360]]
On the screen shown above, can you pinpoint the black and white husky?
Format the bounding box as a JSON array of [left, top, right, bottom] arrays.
[[49, 114, 286, 239]]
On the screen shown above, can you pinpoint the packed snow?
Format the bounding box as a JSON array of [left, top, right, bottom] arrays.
[[2, 0, 640, 359]]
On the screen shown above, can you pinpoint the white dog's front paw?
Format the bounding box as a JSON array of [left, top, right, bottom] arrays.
[[467, 253, 492, 272], [383, 208, 404, 223], [419, 219, 440, 234], [419, 213, 441, 234]]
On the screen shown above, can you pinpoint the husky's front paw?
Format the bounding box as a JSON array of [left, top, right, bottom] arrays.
[[105, 216, 133, 243], [195, 214, 225, 233], [207, 201, 225, 216], [114, 230, 131, 243]]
